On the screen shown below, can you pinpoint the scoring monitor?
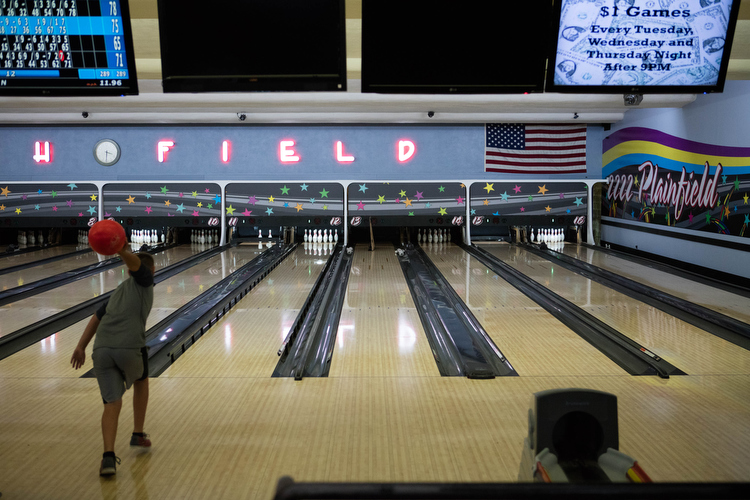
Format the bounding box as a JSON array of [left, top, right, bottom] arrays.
[[0, 0, 138, 95]]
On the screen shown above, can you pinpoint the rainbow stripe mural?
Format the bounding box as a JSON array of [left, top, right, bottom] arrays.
[[603, 127, 750, 238]]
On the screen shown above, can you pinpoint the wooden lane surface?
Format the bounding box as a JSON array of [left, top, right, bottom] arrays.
[[1, 372, 749, 499], [422, 242, 626, 377], [561, 244, 750, 324], [0, 247, 110, 291], [0, 244, 87, 270], [480, 243, 750, 376], [328, 247, 440, 378], [158, 245, 326, 378], [0, 245, 264, 379], [0, 244, 205, 338]]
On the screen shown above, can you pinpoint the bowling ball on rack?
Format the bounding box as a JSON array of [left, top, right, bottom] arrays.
[[88, 220, 127, 255]]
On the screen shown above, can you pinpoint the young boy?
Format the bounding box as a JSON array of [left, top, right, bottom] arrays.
[[71, 246, 156, 476]]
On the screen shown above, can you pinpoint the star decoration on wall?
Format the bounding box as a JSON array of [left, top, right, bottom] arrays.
[[67, 183, 77, 190], [266, 207, 274, 215], [90, 194, 97, 201], [538, 185, 549, 195], [438, 207, 447, 215], [377, 195, 385, 204], [242, 209, 252, 216], [1, 186, 11, 197], [280, 185, 290, 195], [319, 188, 329, 198], [191, 191, 198, 197], [51, 190, 57, 198], [357, 201, 365, 210], [87, 206, 96, 215], [484, 183, 494, 193], [226, 205, 236, 215], [300, 183, 309, 191], [145, 192, 152, 199], [161, 186, 169, 194], [359, 184, 368, 193], [545, 206, 551, 212], [399, 190, 407, 197], [295, 203, 304, 212], [176, 203, 186, 213], [415, 191, 424, 200], [403, 198, 412, 207], [165, 200, 171, 206], [126, 195, 135, 204], [268, 196, 275, 203], [574, 197, 584, 206], [513, 185, 522, 193], [248, 195, 258, 205], [145, 207, 153, 214]]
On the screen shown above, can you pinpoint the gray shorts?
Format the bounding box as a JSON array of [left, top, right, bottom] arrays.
[[92, 347, 148, 404]]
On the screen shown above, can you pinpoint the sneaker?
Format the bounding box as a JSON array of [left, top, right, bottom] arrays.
[[130, 433, 152, 447], [99, 455, 120, 476]]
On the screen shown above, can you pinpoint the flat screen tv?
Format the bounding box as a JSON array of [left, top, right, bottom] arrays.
[[0, 0, 138, 96], [361, 0, 554, 94], [547, 0, 741, 93], [158, 0, 347, 93]]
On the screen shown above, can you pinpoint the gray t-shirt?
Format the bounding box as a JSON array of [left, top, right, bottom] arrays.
[[93, 263, 154, 350]]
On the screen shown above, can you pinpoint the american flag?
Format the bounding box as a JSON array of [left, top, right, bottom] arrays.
[[485, 124, 587, 174]]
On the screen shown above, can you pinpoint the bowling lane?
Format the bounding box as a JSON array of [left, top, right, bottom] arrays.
[[0, 244, 206, 338], [422, 242, 625, 377], [0, 244, 87, 271], [0, 247, 116, 291], [328, 247, 441, 377], [0, 244, 266, 378], [161, 245, 440, 378], [479, 242, 750, 375], [560, 244, 750, 324], [157, 245, 327, 378]]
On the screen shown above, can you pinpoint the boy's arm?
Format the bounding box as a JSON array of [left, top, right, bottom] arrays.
[[70, 314, 100, 370], [118, 246, 142, 273]]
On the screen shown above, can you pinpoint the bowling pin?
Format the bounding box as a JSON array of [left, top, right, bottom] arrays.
[[428, 229, 433, 243], [259, 229, 263, 239], [268, 229, 272, 239], [304, 229, 308, 242], [334, 229, 338, 243]]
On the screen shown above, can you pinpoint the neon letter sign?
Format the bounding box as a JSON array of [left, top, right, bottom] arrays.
[[157, 140, 175, 163], [398, 140, 416, 162], [222, 141, 231, 163], [33, 141, 52, 163], [279, 140, 300, 163], [336, 141, 355, 163]]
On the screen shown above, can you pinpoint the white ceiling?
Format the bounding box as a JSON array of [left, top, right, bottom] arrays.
[[0, 0, 747, 125]]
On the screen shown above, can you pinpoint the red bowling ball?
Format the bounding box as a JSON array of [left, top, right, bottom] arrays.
[[88, 220, 127, 255]]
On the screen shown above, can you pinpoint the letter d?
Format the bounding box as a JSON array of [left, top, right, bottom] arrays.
[[398, 140, 416, 162]]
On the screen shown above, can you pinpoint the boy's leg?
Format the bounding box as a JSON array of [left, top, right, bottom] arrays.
[[102, 399, 122, 452], [132, 377, 149, 433]]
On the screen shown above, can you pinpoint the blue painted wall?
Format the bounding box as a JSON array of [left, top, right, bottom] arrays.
[[0, 124, 603, 182]]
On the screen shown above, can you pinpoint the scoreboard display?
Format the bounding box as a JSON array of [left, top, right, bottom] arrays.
[[0, 0, 138, 95]]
